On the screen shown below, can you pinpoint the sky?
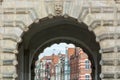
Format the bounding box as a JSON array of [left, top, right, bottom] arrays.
[[38, 43, 75, 59]]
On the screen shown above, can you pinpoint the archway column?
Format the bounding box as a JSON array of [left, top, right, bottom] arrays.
[[0, 39, 18, 80], [79, 5, 120, 79], [84, 19, 120, 80]]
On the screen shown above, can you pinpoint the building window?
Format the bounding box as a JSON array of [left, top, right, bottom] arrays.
[[85, 75, 90, 80], [85, 60, 90, 64], [85, 60, 90, 69], [85, 64, 90, 69]]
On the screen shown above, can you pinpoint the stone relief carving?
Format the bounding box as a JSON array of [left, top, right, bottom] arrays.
[[54, 2, 63, 16]]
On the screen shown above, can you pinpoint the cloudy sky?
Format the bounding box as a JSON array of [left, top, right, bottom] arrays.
[[38, 43, 75, 59]]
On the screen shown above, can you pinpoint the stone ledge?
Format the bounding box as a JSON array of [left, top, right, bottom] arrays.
[[100, 39, 120, 49], [100, 73, 120, 79], [0, 66, 16, 73], [3, 21, 27, 31], [90, 20, 120, 30], [100, 46, 120, 53], [0, 60, 18, 66], [100, 60, 114, 65], [97, 33, 120, 42], [0, 53, 16, 62], [2, 48, 18, 54], [2, 34, 22, 43], [0, 73, 17, 79]]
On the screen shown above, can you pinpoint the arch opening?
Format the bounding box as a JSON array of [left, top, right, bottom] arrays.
[[35, 43, 93, 80], [17, 16, 101, 80]]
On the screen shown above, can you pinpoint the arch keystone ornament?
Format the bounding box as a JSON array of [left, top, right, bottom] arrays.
[[0, 0, 120, 80], [54, 1, 63, 16]]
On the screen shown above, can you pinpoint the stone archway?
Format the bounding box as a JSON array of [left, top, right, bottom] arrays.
[[1, 1, 120, 80], [17, 16, 101, 80]]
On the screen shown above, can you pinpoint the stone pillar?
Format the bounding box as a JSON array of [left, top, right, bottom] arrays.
[[94, 24, 120, 80]]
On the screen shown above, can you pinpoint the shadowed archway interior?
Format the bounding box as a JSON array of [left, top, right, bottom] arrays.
[[17, 16, 101, 80]]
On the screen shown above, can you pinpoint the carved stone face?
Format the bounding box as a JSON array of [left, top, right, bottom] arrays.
[[54, 2, 63, 15]]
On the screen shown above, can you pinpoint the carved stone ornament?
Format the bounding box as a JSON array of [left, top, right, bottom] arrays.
[[54, 2, 63, 16]]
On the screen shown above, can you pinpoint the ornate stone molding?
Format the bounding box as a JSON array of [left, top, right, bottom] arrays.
[[0, 73, 18, 79], [78, 7, 89, 21], [0, 53, 16, 60], [102, 73, 114, 79], [78, 6, 120, 21], [100, 46, 120, 53], [100, 60, 114, 65], [100, 73, 120, 79], [0, 60, 18, 66], [2, 8, 38, 21], [2, 48, 18, 54], [2, 34, 22, 43], [1, 1, 120, 80], [90, 20, 120, 30], [3, 21, 28, 32], [97, 33, 120, 41]]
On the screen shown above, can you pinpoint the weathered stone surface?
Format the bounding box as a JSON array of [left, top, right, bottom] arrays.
[[94, 26, 120, 37], [0, 66, 16, 73], [0, 40, 17, 50], [102, 66, 119, 73], [100, 39, 120, 49], [0, 60, 18, 66], [0, 53, 16, 60], [0, 0, 120, 80]]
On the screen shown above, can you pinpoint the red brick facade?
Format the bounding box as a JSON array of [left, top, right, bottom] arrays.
[[38, 47, 92, 80], [68, 48, 75, 59], [70, 47, 92, 80], [40, 54, 59, 80]]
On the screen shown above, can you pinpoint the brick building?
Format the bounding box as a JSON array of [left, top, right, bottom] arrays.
[[35, 47, 91, 80], [68, 48, 75, 59], [70, 47, 92, 80], [38, 54, 59, 80]]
